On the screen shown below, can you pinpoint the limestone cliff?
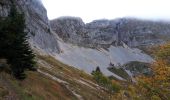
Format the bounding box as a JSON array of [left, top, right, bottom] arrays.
[[51, 17, 170, 48]]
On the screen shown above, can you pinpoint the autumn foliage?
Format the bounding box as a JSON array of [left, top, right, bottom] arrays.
[[113, 43, 170, 100]]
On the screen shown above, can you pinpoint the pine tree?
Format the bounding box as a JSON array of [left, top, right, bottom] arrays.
[[0, 4, 36, 79]]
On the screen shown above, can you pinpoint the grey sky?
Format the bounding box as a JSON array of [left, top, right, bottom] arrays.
[[42, 0, 170, 23]]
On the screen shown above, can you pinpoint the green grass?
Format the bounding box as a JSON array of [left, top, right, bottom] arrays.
[[92, 70, 122, 93], [108, 67, 130, 80]]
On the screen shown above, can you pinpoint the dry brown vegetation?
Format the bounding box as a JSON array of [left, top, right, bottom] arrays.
[[0, 54, 117, 100]]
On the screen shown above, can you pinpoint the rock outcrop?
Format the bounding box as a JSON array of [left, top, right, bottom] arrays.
[[0, 0, 60, 53], [51, 17, 170, 48], [50, 16, 85, 45]]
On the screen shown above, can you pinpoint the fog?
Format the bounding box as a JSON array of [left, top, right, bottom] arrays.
[[42, 0, 170, 23]]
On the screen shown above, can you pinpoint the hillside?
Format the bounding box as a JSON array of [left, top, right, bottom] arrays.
[[1, 43, 170, 100], [0, 55, 117, 100]]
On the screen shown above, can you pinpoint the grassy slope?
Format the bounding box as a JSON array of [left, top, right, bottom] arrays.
[[0, 71, 76, 100], [0, 55, 113, 100]]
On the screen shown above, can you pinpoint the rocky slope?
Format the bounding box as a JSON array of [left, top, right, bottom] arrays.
[[0, 0, 60, 53], [53, 39, 153, 80]]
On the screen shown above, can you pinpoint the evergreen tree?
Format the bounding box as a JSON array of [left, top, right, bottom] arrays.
[[0, 16, 12, 57], [96, 66, 101, 72], [0, 4, 36, 79]]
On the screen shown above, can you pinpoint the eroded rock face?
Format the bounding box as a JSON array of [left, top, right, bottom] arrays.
[[51, 17, 118, 48], [51, 17, 170, 49], [0, 0, 60, 53], [50, 16, 85, 45]]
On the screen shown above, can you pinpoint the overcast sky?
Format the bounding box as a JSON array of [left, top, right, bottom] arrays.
[[42, 0, 170, 23]]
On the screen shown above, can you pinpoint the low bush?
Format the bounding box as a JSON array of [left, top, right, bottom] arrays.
[[92, 67, 121, 93]]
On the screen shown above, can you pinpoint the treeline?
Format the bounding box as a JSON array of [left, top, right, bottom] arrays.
[[0, 4, 36, 79]]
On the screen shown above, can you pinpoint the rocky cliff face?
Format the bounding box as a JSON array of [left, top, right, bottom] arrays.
[[0, 0, 60, 53], [50, 17, 85, 45], [115, 18, 170, 47], [51, 17, 170, 48]]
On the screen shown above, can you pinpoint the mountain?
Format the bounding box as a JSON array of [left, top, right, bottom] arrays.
[[0, 0, 170, 99], [0, 0, 115, 99], [51, 17, 170, 48], [0, 0, 166, 80], [1, 0, 168, 79], [50, 16, 170, 79]]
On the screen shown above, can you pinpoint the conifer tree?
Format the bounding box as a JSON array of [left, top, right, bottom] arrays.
[[0, 4, 36, 79]]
